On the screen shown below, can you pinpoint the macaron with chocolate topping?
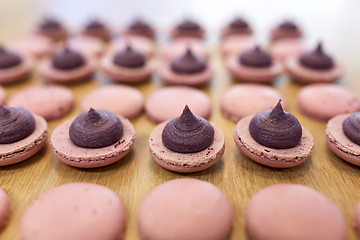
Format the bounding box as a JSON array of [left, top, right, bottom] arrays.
[[270, 20, 303, 41], [36, 17, 67, 42], [170, 19, 205, 39], [161, 39, 209, 61], [82, 19, 112, 41], [226, 45, 283, 83], [0, 45, 32, 84], [234, 101, 314, 168], [102, 45, 152, 83], [124, 18, 156, 40], [221, 16, 253, 38], [108, 36, 155, 59], [50, 108, 135, 168], [286, 42, 344, 83], [0, 105, 48, 166], [149, 105, 224, 173], [158, 48, 213, 86], [40, 46, 96, 83], [0, 187, 10, 231]]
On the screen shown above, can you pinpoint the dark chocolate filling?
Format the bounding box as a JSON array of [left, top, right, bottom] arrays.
[[86, 19, 106, 30], [69, 108, 123, 148], [299, 42, 334, 70], [129, 19, 152, 31], [171, 48, 206, 74], [278, 20, 298, 31], [52, 47, 85, 70], [343, 112, 360, 145], [0, 104, 35, 144], [113, 45, 146, 68], [249, 100, 302, 149], [177, 19, 201, 31], [39, 17, 62, 31], [229, 17, 249, 30], [162, 105, 214, 153], [239, 45, 272, 68], [0, 46, 22, 69]]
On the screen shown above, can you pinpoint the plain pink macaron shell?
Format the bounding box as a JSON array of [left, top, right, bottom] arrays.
[[0, 86, 6, 104], [297, 84, 360, 121], [8, 85, 75, 120], [0, 187, 10, 231], [246, 184, 347, 240], [145, 86, 211, 123], [138, 178, 233, 240], [221, 84, 286, 122], [80, 85, 144, 119], [20, 183, 126, 240]]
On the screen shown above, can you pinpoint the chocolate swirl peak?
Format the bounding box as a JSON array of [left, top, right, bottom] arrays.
[[171, 48, 206, 74], [229, 17, 249, 30], [299, 42, 334, 70], [343, 112, 360, 145], [162, 105, 214, 153], [177, 19, 201, 31], [278, 20, 299, 31], [239, 45, 272, 68], [113, 45, 146, 68], [0, 46, 22, 69], [69, 108, 123, 148], [0, 105, 35, 144], [52, 47, 85, 70], [249, 100, 302, 149]]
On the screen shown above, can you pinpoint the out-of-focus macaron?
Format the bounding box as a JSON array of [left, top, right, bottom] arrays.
[[10, 34, 54, 59], [170, 18, 205, 39], [68, 35, 106, 58], [108, 36, 154, 59], [270, 20, 303, 41], [161, 39, 209, 61], [35, 17, 67, 42], [270, 39, 305, 62], [123, 18, 156, 40], [81, 18, 112, 41], [220, 35, 254, 57], [221, 16, 253, 38]]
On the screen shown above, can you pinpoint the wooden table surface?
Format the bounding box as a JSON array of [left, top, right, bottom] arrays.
[[1, 0, 360, 239]]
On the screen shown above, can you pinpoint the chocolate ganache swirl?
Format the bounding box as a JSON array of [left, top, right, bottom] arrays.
[[177, 19, 201, 31], [113, 45, 146, 68], [249, 101, 302, 149], [0, 105, 35, 144], [239, 46, 272, 68], [299, 42, 334, 70], [0, 46, 22, 69], [278, 20, 299, 31], [162, 105, 214, 153], [86, 19, 106, 31], [39, 17, 62, 31], [171, 48, 206, 74], [343, 112, 360, 145], [129, 19, 152, 32], [69, 108, 123, 148], [229, 17, 249, 30], [52, 47, 85, 70]]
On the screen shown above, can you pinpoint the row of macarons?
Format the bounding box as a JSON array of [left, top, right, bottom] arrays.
[[0, 180, 358, 239]]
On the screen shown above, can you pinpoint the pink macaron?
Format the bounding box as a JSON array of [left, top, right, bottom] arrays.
[[10, 34, 54, 59], [67, 35, 106, 58], [161, 39, 209, 61], [0, 187, 10, 231], [220, 35, 254, 57], [138, 178, 233, 240], [270, 39, 305, 62], [246, 184, 347, 240], [108, 35, 155, 59], [21, 183, 126, 240]]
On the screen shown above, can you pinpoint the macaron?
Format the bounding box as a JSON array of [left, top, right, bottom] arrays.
[[0, 86, 6, 104], [123, 18, 156, 40], [138, 178, 233, 240], [80, 84, 144, 119], [81, 18, 112, 41], [40, 46, 96, 84], [246, 184, 347, 240], [234, 101, 314, 168], [149, 105, 224, 173], [68, 35, 106, 58], [108, 36, 154, 59], [270, 39, 304, 62], [161, 39, 209, 61], [226, 45, 283, 83], [297, 83, 360, 121], [0, 105, 48, 166], [0, 187, 10, 231], [221, 84, 287, 122], [50, 108, 135, 168], [221, 16, 253, 38], [145, 86, 211, 123], [286, 42, 344, 83], [8, 85, 75, 121], [270, 20, 303, 41], [35, 17, 67, 42], [21, 183, 126, 240], [10, 34, 54, 59], [170, 18, 205, 39], [325, 113, 360, 166], [220, 35, 254, 57]]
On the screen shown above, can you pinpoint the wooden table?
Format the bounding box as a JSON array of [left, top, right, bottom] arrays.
[[1, 1, 360, 239]]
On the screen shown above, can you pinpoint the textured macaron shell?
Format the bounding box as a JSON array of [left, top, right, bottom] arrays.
[[0, 55, 32, 84], [149, 121, 225, 172], [8, 85, 74, 120], [297, 84, 360, 121], [80, 85, 144, 119], [20, 183, 126, 240], [246, 184, 347, 240], [234, 115, 314, 168], [138, 178, 233, 240], [0, 114, 48, 166], [0, 187, 10, 231], [221, 35, 254, 56], [50, 115, 135, 168], [145, 86, 211, 123], [221, 84, 286, 122], [326, 113, 360, 166], [0, 86, 6, 104]]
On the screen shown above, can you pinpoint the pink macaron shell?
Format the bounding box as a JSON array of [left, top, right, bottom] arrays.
[[10, 34, 54, 58], [297, 84, 360, 121], [0, 114, 48, 166], [161, 40, 209, 61], [270, 28, 303, 41], [8, 85, 74, 120], [149, 121, 225, 173], [0, 86, 7, 104], [145, 86, 211, 123], [226, 55, 284, 83], [286, 57, 344, 83], [220, 35, 254, 56], [170, 28, 205, 40], [80, 85, 144, 119], [270, 39, 305, 62], [234, 115, 314, 168], [0, 187, 10, 231], [50, 116, 135, 168], [221, 84, 287, 122], [221, 26, 253, 38], [326, 113, 360, 166], [0, 55, 32, 84], [68, 35, 106, 57], [138, 178, 233, 240], [246, 184, 347, 240], [21, 183, 126, 240], [108, 36, 154, 59]]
